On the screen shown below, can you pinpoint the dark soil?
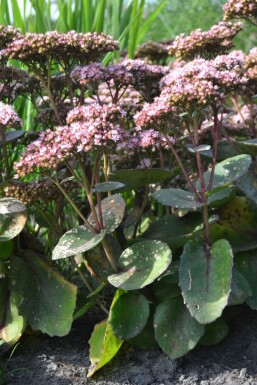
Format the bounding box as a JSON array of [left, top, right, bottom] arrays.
[[3, 306, 257, 385]]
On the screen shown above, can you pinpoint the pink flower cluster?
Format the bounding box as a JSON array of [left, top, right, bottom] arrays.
[[159, 55, 247, 109], [0, 25, 21, 50], [70, 63, 108, 86], [245, 48, 257, 80], [168, 22, 242, 61], [1, 31, 119, 65], [0, 102, 22, 128], [223, 0, 257, 20], [134, 93, 178, 131], [70, 59, 167, 90], [118, 128, 174, 154], [14, 103, 127, 176]]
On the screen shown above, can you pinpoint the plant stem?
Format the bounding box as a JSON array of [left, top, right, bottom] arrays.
[[35, 68, 63, 126], [101, 237, 118, 273], [206, 107, 219, 191], [71, 256, 108, 315], [78, 160, 102, 231], [0, 128, 10, 180], [202, 204, 210, 245], [163, 133, 201, 201], [133, 186, 149, 239], [51, 177, 95, 232], [192, 117, 211, 246]]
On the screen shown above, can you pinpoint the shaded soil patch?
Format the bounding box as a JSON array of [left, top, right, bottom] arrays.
[[3, 306, 257, 385]]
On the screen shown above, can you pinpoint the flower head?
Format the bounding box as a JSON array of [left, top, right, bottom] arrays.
[[14, 103, 127, 176], [168, 22, 242, 61], [223, 0, 257, 20], [0, 102, 22, 129], [160, 55, 247, 109], [2, 31, 119, 66], [0, 25, 21, 50]]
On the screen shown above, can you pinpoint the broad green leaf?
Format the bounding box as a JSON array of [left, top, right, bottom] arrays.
[[128, 311, 159, 350], [88, 194, 125, 234], [210, 196, 257, 252], [92, 182, 125, 193], [0, 278, 25, 347], [10, 251, 77, 337], [108, 240, 172, 290], [228, 269, 252, 306], [4, 130, 26, 143], [88, 319, 123, 378], [154, 297, 204, 359], [235, 162, 257, 205], [109, 292, 150, 339], [201, 140, 257, 160], [199, 318, 229, 346], [206, 185, 236, 208], [0, 198, 27, 242], [88, 289, 124, 377], [179, 239, 233, 324], [0, 240, 13, 261], [234, 250, 257, 309], [197, 154, 251, 191], [109, 169, 173, 191], [52, 225, 106, 260], [187, 144, 211, 153], [151, 188, 204, 210], [152, 262, 181, 302], [142, 213, 218, 249]]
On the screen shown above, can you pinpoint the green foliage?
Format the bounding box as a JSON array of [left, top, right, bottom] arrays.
[[108, 240, 172, 290], [9, 251, 77, 336], [88, 194, 126, 234], [88, 290, 124, 377], [2, 0, 257, 377], [109, 169, 173, 192], [154, 296, 205, 359], [109, 292, 150, 339], [0, 278, 25, 348], [152, 188, 204, 210], [52, 225, 106, 260], [179, 239, 233, 324], [199, 318, 229, 346], [197, 154, 252, 191], [0, 198, 27, 242]]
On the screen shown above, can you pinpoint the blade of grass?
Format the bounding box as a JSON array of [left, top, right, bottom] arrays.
[[127, 0, 145, 58], [138, 0, 166, 42], [93, 0, 106, 33]]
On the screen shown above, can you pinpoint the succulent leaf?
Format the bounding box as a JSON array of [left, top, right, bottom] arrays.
[[108, 240, 172, 290], [179, 239, 233, 324]]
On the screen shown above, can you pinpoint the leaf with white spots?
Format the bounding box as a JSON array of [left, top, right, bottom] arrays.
[[109, 292, 150, 339], [179, 239, 233, 324], [88, 194, 125, 234], [0, 198, 27, 242], [52, 225, 106, 260], [196, 154, 251, 191], [151, 188, 204, 210], [154, 297, 204, 359], [10, 250, 77, 337], [92, 182, 125, 193], [108, 240, 172, 290]]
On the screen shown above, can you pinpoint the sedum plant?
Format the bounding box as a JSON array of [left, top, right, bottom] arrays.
[[1, 0, 257, 377]]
